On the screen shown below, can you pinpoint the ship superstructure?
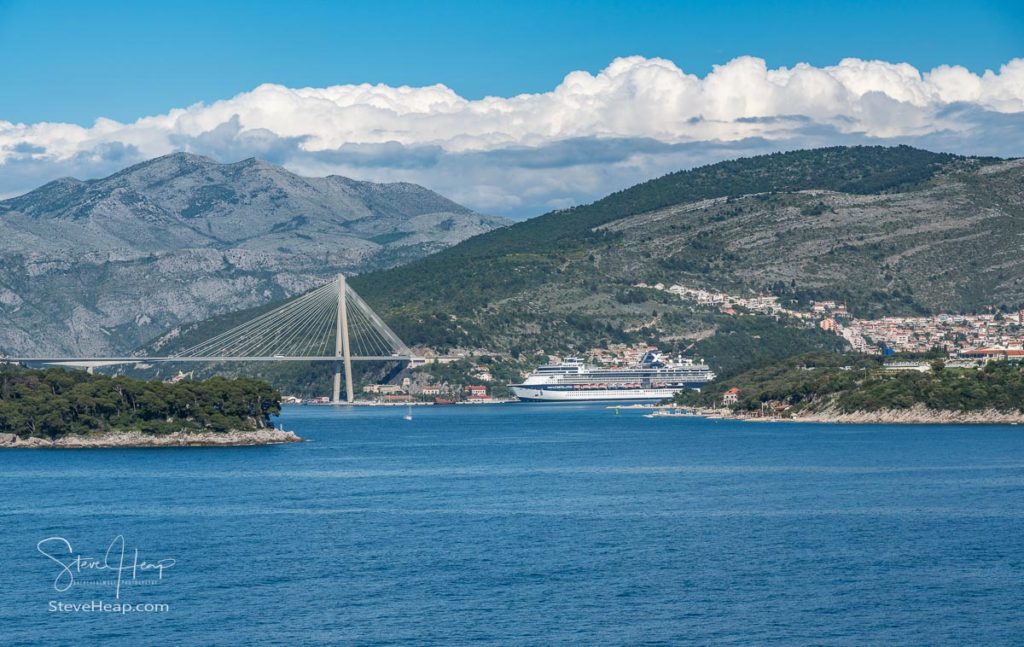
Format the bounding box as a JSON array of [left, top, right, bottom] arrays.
[[510, 351, 715, 402]]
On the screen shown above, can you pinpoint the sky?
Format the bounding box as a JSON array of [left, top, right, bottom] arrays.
[[1, 0, 1022, 217]]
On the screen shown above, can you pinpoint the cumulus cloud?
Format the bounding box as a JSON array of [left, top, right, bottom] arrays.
[[2, 56, 1023, 216]]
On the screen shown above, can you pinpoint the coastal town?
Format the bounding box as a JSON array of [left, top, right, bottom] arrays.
[[638, 282, 1024, 361], [295, 280, 1024, 405]]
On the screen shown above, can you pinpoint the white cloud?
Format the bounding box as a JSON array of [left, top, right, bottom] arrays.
[[2, 56, 1023, 216]]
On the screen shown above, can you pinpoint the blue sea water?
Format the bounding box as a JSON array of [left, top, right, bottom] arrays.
[[2, 403, 1023, 645]]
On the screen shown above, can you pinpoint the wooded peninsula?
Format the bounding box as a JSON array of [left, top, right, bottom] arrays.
[[0, 366, 296, 447], [675, 353, 1024, 423]]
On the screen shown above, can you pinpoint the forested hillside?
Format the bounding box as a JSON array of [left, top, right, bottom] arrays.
[[139, 146, 1023, 393], [350, 146, 1016, 351]]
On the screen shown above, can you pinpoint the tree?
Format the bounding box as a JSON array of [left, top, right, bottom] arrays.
[[0, 366, 281, 439]]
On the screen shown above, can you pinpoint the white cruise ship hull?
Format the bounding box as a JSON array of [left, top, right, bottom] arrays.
[[511, 351, 714, 403], [511, 386, 683, 402]]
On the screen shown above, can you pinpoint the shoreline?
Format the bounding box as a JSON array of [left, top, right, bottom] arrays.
[[731, 404, 1024, 425], [789, 407, 1024, 425], [0, 428, 303, 448], [648, 404, 1024, 425]]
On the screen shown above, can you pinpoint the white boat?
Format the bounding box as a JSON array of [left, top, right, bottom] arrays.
[[643, 408, 695, 418], [403, 405, 413, 421], [510, 351, 715, 402]]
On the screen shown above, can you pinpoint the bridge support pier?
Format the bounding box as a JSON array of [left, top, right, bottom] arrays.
[[332, 274, 354, 404]]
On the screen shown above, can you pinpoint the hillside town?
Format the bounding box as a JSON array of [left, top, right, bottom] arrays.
[[639, 282, 1024, 360]]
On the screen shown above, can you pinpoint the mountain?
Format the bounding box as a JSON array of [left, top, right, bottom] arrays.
[[0, 153, 507, 355], [341, 146, 1020, 367], [148, 145, 1018, 391]]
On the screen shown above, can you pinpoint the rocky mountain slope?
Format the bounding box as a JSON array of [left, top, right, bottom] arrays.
[[594, 157, 1024, 317], [341, 146, 1021, 370], [159, 147, 986, 380], [0, 153, 506, 355]]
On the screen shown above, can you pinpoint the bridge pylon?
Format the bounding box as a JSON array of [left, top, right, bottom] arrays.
[[333, 274, 355, 404]]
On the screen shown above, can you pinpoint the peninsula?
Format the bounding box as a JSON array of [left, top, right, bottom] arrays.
[[674, 353, 1024, 424], [0, 367, 299, 447]]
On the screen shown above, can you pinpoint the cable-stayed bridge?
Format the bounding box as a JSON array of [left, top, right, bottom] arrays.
[[2, 275, 421, 403]]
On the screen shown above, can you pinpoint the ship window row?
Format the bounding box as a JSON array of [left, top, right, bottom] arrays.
[[553, 372, 708, 379]]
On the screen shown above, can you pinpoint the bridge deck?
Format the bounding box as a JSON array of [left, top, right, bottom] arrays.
[[2, 356, 423, 363]]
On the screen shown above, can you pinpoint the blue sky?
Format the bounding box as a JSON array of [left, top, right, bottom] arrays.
[[1, 0, 1022, 216], [1, 0, 1021, 125]]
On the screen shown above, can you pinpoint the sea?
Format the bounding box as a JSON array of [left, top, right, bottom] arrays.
[[2, 403, 1023, 645]]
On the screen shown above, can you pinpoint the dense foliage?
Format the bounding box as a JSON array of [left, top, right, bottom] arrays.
[[688, 317, 847, 379], [0, 367, 281, 439], [832, 362, 1024, 413], [676, 352, 874, 409], [676, 353, 1024, 414]]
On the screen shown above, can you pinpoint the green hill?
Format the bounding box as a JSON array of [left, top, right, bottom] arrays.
[[141, 146, 1022, 391], [349, 146, 1015, 349]]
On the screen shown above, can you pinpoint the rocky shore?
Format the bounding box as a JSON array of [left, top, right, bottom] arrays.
[[789, 404, 1024, 425], [0, 428, 303, 448]]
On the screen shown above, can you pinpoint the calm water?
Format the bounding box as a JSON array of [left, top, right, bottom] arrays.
[[2, 404, 1023, 645]]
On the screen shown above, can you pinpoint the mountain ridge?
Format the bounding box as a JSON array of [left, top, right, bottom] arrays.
[[344, 145, 1020, 359], [145, 146, 1016, 389], [0, 152, 507, 355]]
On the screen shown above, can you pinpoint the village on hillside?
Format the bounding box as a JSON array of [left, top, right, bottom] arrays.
[[638, 282, 1024, 363]]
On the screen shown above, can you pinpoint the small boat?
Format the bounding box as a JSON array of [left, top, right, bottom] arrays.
[[403, 405, 413, 421], [643, 408, 694, 419]]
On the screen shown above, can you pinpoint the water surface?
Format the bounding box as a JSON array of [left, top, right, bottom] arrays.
[[2, 404, 1023, 644]]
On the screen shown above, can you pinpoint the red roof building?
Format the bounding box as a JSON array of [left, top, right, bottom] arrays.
[[960, 347, 1024, 361]]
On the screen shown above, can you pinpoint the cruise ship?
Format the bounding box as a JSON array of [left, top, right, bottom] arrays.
[[510, 351, 716, 402]]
